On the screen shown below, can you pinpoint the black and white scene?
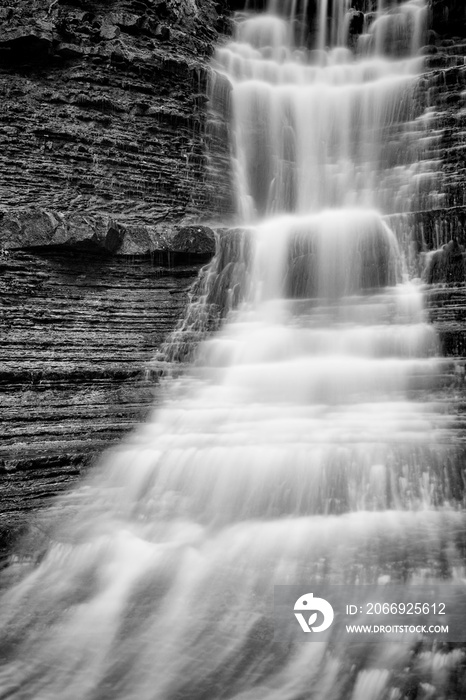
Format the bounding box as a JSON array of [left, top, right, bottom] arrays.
[[1, 0, 466, 698]]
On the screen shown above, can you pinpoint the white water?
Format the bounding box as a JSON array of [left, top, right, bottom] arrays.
[[1, 2, 465, 699], [215, 0, 427, 219]]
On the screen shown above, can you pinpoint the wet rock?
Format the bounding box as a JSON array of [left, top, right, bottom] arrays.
[[350, 1, 376, 11], [0, 8, 14, 21], [55, 42, 86, 58], [0, 207, 217, 259], [0, 209, 122, 254], [426, 240, 466, 284], [419, 45, 439, 55], [0, 249, 205, 555], [154, 24, 170, 41], [0, 20, 54, 56], [0, 209, 62, 250], [286, 215, 398, 298], [203, 226, 253, 314], [110, 12, 140, 32], [100, 23, 121, 41], [170, 225, 216, 256], [115, 225, 155, 255], [0, 0, 233, 223], [167, 0, 199, 24], [348, 10, 364, 36], [53, 214, 125, 253], [387, 209, 466, 264]]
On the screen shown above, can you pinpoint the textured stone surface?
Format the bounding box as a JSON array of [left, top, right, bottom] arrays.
[[0, 0, 233, 224], [0, 0, 230, 558], [426, 239, 466, 284], [401, 19, 466, 250], [0, 206, 216, 258], [170, 224, 216, 254], [427, 284, 466, 357], [0, 248, 206, 555]]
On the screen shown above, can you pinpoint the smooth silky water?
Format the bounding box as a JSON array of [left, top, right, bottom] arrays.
[[1, 2, 466, 699]]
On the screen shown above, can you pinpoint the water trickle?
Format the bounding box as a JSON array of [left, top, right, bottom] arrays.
[[1, 1, 464, 699]]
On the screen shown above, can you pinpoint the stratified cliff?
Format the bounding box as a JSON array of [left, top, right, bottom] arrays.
[[400, 3, 466, 364], [0, 0, 233, 222], [0, 0, 230, 554]]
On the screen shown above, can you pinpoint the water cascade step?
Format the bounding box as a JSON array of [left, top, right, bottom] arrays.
[[1, 1, 465, 699]]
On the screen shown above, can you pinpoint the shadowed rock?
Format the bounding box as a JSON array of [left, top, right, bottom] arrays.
[[170, 225, 216, 256], [431, 0, 466, 37], [0, 207, 216, 258], [0, 249, 207, 557], [0, 0, 233, 223], [426, 239, 466, 284]]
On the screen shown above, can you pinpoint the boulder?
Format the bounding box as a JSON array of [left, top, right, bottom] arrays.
[[348, 10, 364, 36], [0, 208, 62, 250], [52, 214, 125, 253], [0, 208, 217, 258], [115, 225, 160, 255], [0, 209, 124, 254], [170, 225, 216, 255]]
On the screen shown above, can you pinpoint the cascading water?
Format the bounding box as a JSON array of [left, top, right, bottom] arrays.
[[1, 1, 465, 699]]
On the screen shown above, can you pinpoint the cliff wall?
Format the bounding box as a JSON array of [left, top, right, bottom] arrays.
[[0, 0, 230, 554], [0, 0, 233, 222]]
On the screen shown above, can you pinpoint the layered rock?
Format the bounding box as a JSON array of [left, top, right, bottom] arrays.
[[388, 7, 466, 366], [0, 206, 216, 257], [0, 248, 210, 553], [0, 0, 233, 223], [0, 209, 217, 555], [425, 239, 465, 283], [0, 0, 231, 555]]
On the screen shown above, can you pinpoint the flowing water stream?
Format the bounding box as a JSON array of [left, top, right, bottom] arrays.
[[1, 1, 466, 699]]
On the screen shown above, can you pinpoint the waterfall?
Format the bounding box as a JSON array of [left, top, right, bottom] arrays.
[[1, 2, 465, 699]]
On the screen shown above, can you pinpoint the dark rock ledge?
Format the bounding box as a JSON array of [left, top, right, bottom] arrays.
[[0, 206, 216, 260]]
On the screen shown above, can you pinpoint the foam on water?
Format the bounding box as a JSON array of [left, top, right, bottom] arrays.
[[213, 1, 426, 219], [1, 2, 463, 699]]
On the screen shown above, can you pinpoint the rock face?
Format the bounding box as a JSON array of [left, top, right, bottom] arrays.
[[0, 248, 207, 553], [389, 5, 466, 368], [0, 0, 230, 556], [0, 208, 217, 556], [0, 207, 216, 258], [426, 239, 466, 283], [0, 0, 233, 223], [411, 8, 466, 235]]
